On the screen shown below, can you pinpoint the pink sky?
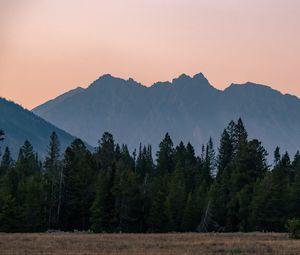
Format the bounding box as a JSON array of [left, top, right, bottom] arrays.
[[1, 0, 300, 109]]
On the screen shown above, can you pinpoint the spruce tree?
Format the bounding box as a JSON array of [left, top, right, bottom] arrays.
[[217, 129, 233, 180], [96, 132, 115, 171], [44, 132, 62, 229], [156, 133, 174, 175], [165, 163, 186, 231], [182, 192, 198, 231], [0, 147, 13, 177], [91, 169, 116, 232], [0, 129, 4, 156], [61, 139, 96, 231]]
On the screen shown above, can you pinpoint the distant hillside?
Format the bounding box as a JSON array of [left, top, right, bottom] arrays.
[[32, 73, 300, 156], [0, 97, 82, 159]]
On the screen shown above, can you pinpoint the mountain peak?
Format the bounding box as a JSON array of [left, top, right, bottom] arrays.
[[172, 73, 191, 83], [226, 82, 275, 92], [193, 72, 208, 82], [98, 73, 115, 81], [32, 72, 300, 160]]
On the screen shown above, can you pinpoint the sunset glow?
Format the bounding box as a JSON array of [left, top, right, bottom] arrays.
[[1, 0, 300, 109]]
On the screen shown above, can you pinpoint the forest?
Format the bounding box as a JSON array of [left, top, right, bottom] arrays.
[[0, 119, 299, 233]]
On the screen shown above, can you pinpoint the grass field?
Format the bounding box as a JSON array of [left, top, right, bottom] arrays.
[[0, 232, 299, 255]]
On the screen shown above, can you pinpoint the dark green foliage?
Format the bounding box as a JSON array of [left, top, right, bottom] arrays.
[[147, 189, 169, 232], [290, 153, 300, 219], [136, 144, 154, 178], [0, 194, 21, 232], [1, 119, 300, 233], [0, 140, 44, 232], [91, 170, 116, 232], [182, 192, 198, 231], [204, 138, 216, 179], [287, 218, 300, 239], [60, 139, 96, 231], [0, 147, 13, 177], [156, 133, 174, 175], [165, 165, 186, 231], [250, 155, 290, 232], [44, 132, 62, 229]]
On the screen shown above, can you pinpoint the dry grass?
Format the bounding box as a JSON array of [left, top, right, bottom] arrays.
[[0, 232, 299, 255]]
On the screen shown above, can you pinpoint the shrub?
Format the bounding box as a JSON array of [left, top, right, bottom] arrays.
[[286, 218, 300, 239]]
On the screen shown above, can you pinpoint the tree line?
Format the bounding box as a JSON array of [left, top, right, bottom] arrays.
[[0, 118, 299, 233]]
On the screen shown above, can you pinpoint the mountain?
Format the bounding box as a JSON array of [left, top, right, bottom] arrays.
[[32, 73, 300, 157], [0, 97, 81, 159], [35, 86, 84, 116]]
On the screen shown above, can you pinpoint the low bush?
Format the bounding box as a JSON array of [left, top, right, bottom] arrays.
[[286, 218, 300, 239]]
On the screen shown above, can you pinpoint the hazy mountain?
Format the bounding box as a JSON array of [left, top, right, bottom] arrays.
[[35, 86, 84, 116], [32, 73, 300, 157], [0, 97, 81, 159]]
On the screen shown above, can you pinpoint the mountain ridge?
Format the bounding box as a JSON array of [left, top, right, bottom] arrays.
[[0, 97, 90, 159], [32, 73, 300, 157]]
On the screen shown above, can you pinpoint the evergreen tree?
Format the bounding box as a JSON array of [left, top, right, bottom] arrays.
[[115, 169, 143, 232], [136, 145, 154, 178], [1, 118, 300, 233], [0, 194, 21, 232], [61, 139, 96, 231], [91, 168, 116, 232], [165, 164, 186, 231], [44, 132, 62, 229], [0, 129, 4, 156], [203, 138, 215, 181], [182, 192, 198, 231], [156, 133, 174, 175], [274, 146, 281, 166], [0, 147, 13, 177], [217, 129, 233, 180], [250, 155, 289, 231], [233, 118, 248, 153], [227, 139, 268, 231], [16, 140, 39, 177], [183, 142, 197, 193], [96, 132, 115, 171], [147, 189, 169, 232]]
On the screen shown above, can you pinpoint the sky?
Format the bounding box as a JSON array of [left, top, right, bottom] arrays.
[[0, 0, 300, 109]]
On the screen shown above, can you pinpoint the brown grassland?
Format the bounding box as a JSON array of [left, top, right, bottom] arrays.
[[0, 232, 299, 255]]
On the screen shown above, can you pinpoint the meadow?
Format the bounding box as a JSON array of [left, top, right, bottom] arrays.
[[0, 232, 299, 255]]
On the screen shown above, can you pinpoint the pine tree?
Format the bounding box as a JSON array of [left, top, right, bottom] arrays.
[[156, 133, 174, 175], [182, 192, 198, 231], [136, 145, 154, 178], [91, 169, 116, 232], [44, 132, 62, 229], [233, 118, 248, 153], [217, 129, 233, 180], [0, 147, 13, 177], [16, 140, 39, 177], [61, 139, 96, 231], [96, 132, 115, 171], [184, 142, 197, 193], [0, 194, 21, 232], [211, 127, 234, 230], [115, 169, 143, 232], [147, 189, 169, 232], [165, 164, 186, 231], [250, 155, 290, 232], [227, 139, 268, 231], [203, 138, 215, 181], [0, 129, 4, 156], [274, 147, 281, 166]]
